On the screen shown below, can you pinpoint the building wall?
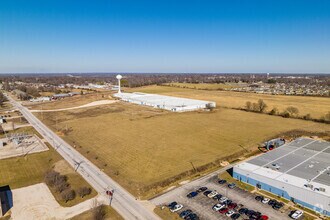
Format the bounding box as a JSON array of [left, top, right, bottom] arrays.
[[233, 167, 330, 216]]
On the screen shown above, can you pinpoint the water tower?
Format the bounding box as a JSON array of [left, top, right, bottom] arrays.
[[116, 74, 122, 93]]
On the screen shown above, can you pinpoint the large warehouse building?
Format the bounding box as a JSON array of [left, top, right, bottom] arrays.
[[114, 92, 216, 112], [233, 138, 330, 216]]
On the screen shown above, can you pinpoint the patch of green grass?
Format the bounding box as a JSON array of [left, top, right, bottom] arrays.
[[219, 171, 255, 192]]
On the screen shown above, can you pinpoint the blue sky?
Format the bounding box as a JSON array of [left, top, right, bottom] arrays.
[[0, 0, 329, 73]]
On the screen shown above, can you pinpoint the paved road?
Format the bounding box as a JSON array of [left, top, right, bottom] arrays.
[[5, 94, 160, 220]]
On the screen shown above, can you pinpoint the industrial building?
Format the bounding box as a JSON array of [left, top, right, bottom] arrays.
[[233, 138, 330, 216], [113, 92, 216, 112]]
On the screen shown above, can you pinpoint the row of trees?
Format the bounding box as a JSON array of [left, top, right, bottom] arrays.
[[245, 99, 330, 123], [44, 170, 91, 203], [0, 91, 7, 106]]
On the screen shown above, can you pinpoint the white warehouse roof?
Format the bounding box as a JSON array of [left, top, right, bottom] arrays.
[[113, 92, 216, 112]]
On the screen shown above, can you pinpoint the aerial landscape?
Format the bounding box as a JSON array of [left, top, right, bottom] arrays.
[[0, 1, 329, 220]]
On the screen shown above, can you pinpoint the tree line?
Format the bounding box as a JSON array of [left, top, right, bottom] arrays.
[[245, 99, 330, 123]]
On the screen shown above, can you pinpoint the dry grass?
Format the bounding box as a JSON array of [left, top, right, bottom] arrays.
[[154, 206, 182, 220], [128, 85, 330, 119], [27, 91, 114, 110], [34, 100, 329, 198], [163, 82, 240, 90], [70, 205, 123, 220]]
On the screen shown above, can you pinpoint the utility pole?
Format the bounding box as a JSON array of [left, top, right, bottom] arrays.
[[190, 161, 197, 172]]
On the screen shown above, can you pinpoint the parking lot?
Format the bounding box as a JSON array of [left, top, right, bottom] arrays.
[[151, 174, 293, 220]]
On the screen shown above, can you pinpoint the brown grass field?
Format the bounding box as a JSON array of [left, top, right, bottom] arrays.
[[127, 85, 330, 119], [163, 82, 241, 90], [33, 96, 329, 198], [27, 91, 114, 110]]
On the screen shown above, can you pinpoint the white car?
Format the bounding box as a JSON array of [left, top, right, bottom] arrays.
[[170, 204, 183, 212], [262, 197, 270, 204], [212, 203, 225, 211], [207, 190, 218, 198], [291, 210, 303, 219], [225, 210, 235, 217], [219, 197, 228, 203]]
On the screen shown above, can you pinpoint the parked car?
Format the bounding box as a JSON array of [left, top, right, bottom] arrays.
[[223, 199, 232, 205], [255, 195, 264, 201], [168, 201, 177, 209], [290, 210, 303, 219], [203, 190, 212, 196], [197, 187, 207, 192], [219, 208, 229, 214], [258, 215, 269, 220], [226, 210, 235, 217], [250, 211, 262, 219], [187, 191, 198, 198], [219, 197, 228, 203], [231, 213, 241, 219], [273, 201, 284, 210], [213, 194, 222, 200], [170, 204, 183, 212], [238, 208, 249, 214], [185, 213, 199, 220], [262, 197, 270, 204], [268, 199, 277, 206], [179, 209, 192, 219], [228, 202, 237, 209], [212, 203, 225, 211], [228, 183, 236, 189], [218, 179, 227, 184], [207, 190, 218, 198], [246, 210, 256, 217]]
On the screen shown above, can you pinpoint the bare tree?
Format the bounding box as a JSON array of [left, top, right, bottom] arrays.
[[257, 99, 267, 112], [77, 187, 92, 198], [286, 106, 299, 117], [245, 101, 252, 111], [61, 189, 76, 203]]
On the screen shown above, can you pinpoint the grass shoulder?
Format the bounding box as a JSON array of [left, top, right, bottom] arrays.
[[70, 205, 123, 220], [154, 206, 182, 220]]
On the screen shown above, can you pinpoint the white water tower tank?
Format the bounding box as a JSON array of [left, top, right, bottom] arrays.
[[116, 74, 122, 93]]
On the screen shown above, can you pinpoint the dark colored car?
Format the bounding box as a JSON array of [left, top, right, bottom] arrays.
[[185, 213, 199, 220], [250, 212, 262, 219], [223, 199, 232, 205], [246, 210, 256, 217], [239, 208, 249, 214], [180, 209, 192, 218], [180, 209, 192, 219], [196, 187, 207, 192], [203, 190, 212, 196], [219, 208, 229, 214], [218, 179, 227, 184], [231, 213, 241, 219], [228, 202, 237, 209], [187, 191, 198, 198], [255, 195, 264, 201], [273, 201, 284, 210], [228, 183, 236, 189], [268, 199, 276, 206], [168, 201, 177, 209], [213, 194, 222, 200]]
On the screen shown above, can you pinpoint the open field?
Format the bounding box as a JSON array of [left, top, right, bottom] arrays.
[[33, 100, 329, 198], [0, 127, 97, 206], [26, 91, 114, 110], [70, 205, 124, 220], [127, 85, 330, 119], [163, 82, 241, 90]]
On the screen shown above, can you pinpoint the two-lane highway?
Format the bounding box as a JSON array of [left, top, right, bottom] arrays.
[[6, 94, 160, 220]]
